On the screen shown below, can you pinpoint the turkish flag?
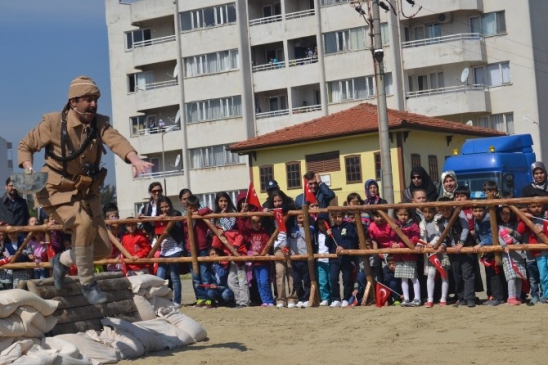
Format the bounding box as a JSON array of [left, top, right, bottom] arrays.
[[273, 208, 287, 233], [120, 254, 127, 276], [376, 283, 390, 308], [303, 178, 318, 205], [45, 242, 56, 261], [246, 181, 262, 209], [543, 220, 548, 236], [428, 254, 448, 279]]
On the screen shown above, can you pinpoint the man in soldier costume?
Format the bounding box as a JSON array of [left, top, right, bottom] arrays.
[[18, 76, 152, 304]]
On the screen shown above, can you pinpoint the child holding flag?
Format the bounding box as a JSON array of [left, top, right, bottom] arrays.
[[419, 206, 450, 308], [497, 205, 526, 305]]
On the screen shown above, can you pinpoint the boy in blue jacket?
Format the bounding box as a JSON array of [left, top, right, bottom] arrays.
[[206, 249, 234, 307], [329, 210, 358, 307]]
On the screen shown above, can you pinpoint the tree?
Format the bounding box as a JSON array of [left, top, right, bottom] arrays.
[[100, 184, 117, 210]]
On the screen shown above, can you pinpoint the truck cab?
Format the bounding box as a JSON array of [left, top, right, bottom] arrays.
[[442, 134, 536, 198]]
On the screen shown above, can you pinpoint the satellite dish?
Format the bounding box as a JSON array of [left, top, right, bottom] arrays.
[[466, 120, 473, 126], [460, 67, 469, 84], [174, 109, 181, 125], [173, 63, 178, 79], [174, 154, 181, 168]]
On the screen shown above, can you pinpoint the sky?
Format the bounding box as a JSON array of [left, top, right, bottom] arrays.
[[0, 0, 116, 185]]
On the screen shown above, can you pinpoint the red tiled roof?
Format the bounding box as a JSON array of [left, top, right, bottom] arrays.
[[229, 103, 505, 152]]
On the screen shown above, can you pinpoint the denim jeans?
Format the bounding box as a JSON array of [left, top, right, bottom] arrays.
[[292, 260, 310, 302], [526, 260, 541, 298], [207, 287, 234, 304], [330, 258, 352, 302], [157, 251, 183, 304], [188, 250, 212, 301], [253, 265, 274, 305], [535, 254, 548, 299]]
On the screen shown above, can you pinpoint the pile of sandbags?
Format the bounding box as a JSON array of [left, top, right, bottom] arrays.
[[127, 275, 176, 320]]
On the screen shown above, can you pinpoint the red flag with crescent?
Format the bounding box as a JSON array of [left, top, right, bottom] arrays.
[[303, 178, 318, 205], [273, 208, 286, 233], [246, 181, 262, 209], [376, 282, 390, 307], [428, 254, 448, 279], [120, 254, 127, 277]]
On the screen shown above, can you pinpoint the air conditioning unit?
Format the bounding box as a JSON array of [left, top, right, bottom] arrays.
[[437, 12, 452, 24]]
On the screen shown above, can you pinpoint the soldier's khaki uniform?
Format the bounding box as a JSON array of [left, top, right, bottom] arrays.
[[18, 109, 135, 285]]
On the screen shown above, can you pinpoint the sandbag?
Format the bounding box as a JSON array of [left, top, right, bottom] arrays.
[[100, 318, 166, 353], [0, 339, 34, 365], [158, 309, 207, 342], [41, 337, 92, 365], [15, 307, 58, 334], [11, 345, 57, 365], [0, 290, 58, 319], [134, 318, 194, 348], [54, 333, 120, 365], [85, 327, 144, 360], [132, 295, 155, 321], [147, 296, 175, 313]]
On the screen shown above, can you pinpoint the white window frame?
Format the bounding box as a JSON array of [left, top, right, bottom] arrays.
[[184, 49, 239, 78], [473, 62, 510, 87], [324, 27, 365, 54], [125, 29, 151, 50], [190, 145, 246, 169], [327, 75, 376, 103], [470, 11, 506, 37], [185, 95, 242, 123], [476, 112, 514, 133], [180, 3, 237, 32]]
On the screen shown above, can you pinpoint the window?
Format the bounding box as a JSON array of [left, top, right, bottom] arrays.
[[411, 154, 421, 168], [125, 29, 151, 50], [189, 144, 245, 169], [345, 155, 362, 183], [269, 95, 288, 111], [263, 3, 281, 17], [180, 3, 237, 31], [259, 166, 274, 192], [477, 113, 514, 133], [186, 95, 242, 123], [127, 72, 154, 93], [320, 0, 351, 6], [428, 155, 439, 182], [473, 62, 510, 87], [324, 27, 365, 54], [470, 11, 506, 36], [130, 116, 146, 136], [384, 73, 393, 95], [411, 72, 444, 92], [381, 23, 389, 46], [286, 162, 301, 189], [327, 76, 375, 103], [305, 151, 340, 173], [374, 152, 381, 181], [197, 190, 240, 210], [185, 49, 239, 77]]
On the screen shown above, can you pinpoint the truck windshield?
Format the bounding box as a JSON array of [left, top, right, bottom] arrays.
[[454, 173, 501, 199]]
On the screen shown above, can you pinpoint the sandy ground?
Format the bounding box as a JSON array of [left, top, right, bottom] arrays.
[[118, 278, 548, 365]]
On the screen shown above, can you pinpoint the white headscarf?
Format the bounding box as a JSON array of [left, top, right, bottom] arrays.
[[440, 170, 457, 199]]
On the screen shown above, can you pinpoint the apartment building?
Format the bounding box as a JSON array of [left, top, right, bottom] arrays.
[[105, 0, 548, 216], [0, 136, 13, 189]]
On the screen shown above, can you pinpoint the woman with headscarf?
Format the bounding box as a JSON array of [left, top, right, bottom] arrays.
[[521, 161, 548, 198], [364, 179, 388, 206], [440, 171, 458, 199], [402, 166, 439, 203]]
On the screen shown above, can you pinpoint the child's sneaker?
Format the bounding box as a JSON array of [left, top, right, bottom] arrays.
[[424, 301, 434, 308], [410, 299, 421, 307], [295, 301, 304, 308], [276, 302, 285, 309], [393, 300, 401, 306], [204, 300, 213, 309], [301, 301, 309, 308], [195, 299, 205, 308], [507, 297, 521, 306], [400, 299, 412, 307], [267, 303, 274, 307], [341, 300, 349, 308], [530, 296, 540, 304], [288, 302, 297, 309], [439, 301, 447, 306], [319, 300, 329, 306], [329, 300, 342, 308]]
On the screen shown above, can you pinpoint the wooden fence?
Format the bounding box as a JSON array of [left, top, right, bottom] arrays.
[[1, 195, 547, 306]]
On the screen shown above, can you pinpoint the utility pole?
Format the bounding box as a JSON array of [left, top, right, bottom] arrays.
[[370, 1, 394, 204]]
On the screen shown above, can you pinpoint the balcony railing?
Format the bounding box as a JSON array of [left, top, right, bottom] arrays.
[[402, 33, 483, 48], [406, 84, 485, 98], [133, 34, 176, 48], [132, 125, 180, 136], [256, 109, 290, 119], [135, 169, 184, 180], [249, 14, 282, 26], [137, 79, 177, 91], [288, 56, 318, 67], [252, 61, 287, 73], [286, 9, 315, 20], [292, 104, 321, 114]]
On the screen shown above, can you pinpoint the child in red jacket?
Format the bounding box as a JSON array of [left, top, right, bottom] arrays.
[[246, 215, 274, 306], [121, 220, 152, 276], [394, 206, 421, 307]]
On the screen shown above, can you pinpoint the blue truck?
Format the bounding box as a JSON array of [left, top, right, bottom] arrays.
[[442, 134, 536, 198]]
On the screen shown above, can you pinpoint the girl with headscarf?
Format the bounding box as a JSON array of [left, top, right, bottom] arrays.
[[364, 179, 387, 205], [521, 161, 548, 198], [403, 166, 438, 203], [440, 171, 458, 199]]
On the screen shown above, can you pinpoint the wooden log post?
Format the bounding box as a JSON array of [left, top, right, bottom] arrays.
[[9, 232, 33, 263], [433, 207, 462, 249], [354, 211, 375, 306], [302, 205, 320, 307], [146, 221, 175, 258], [201, 219, 240, 256], [186, 209, 199, 274], [508, 205, 548, 244], [378, 210, 415, 250], [487, 193, 502, 265], [260, 228, 280, 256]]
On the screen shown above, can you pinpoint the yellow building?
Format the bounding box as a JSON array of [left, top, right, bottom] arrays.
[[230, 103, 503, 204]]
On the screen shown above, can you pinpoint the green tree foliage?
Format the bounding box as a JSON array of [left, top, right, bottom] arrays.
[[100, 184, 117, 210]]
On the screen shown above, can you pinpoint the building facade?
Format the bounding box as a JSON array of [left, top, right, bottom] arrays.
[[105, 0, 547, 216], [0, 136, 14, 189]]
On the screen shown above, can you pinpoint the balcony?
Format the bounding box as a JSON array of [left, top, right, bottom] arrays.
[[403, 33, 486, 70], [406, 85, 489, 117], [134, 80, 179, 111], [133, 35, 176, 67], [130, 0, 173, 24], [400, 0, 482, 19]]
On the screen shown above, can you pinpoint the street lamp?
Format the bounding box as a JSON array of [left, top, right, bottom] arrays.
[[161, 124, 177, 194]]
